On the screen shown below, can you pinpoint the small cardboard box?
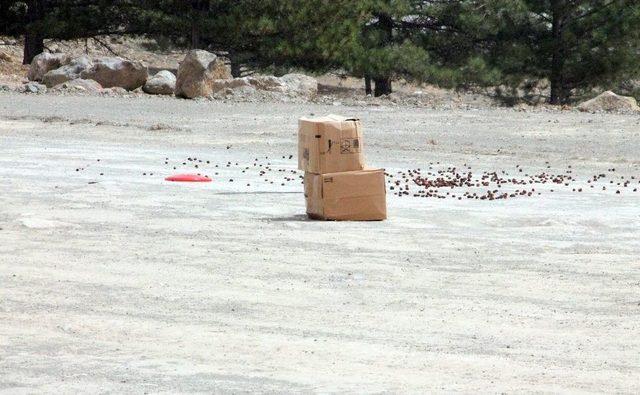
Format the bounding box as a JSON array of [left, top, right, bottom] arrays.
[[304, 169, 387, 221], [298, 115, 365, 174]]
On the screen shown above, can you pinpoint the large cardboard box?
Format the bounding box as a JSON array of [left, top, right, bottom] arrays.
[[304, 169, 387, 221], [298, 115, 365, 174]]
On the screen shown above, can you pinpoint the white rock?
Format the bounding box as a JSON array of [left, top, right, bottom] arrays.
[[42, 56, 93, 87], [175, 50, 232, 98], [143, 70, 176, 95], [80, 57, 147, 90], [28, 52, 71, 81]]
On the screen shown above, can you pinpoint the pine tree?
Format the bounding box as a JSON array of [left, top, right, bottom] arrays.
[[6, 0, 638, 103], [7, 0, 146, 64], [541, 0, 640, 103], [324, 1, 481, 96], [317, 1, 434, 96], [456, 0, 640, 103]]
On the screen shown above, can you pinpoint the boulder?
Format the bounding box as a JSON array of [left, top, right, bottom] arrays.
[[175, 50, 232, 98], [80, 57, 147, 90], [52, 78, 103, 93], [577, 91, 640, 113], [28, 52, 70, 81], [143, 70, 176, 95], [23, 82, 47, 94], [42, 56, 93, 88]]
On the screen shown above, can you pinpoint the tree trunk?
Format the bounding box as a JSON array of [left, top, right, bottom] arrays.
[[22, 0, 44, 64], [364, 74, 372, 95], [549, 0, 566, 104], [374, 77, 392, 96], [230, 54, 241, 78], [372, 13, 394, 97], [191, 0, 209, 49], [191, 22, 200, 49], [23, 30, 44, 64]]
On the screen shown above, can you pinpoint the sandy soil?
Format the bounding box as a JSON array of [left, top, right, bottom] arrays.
[[0, 92, 639, 393]]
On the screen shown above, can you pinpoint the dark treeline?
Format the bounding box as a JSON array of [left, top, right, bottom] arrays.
[[2, 0, 640, 103]]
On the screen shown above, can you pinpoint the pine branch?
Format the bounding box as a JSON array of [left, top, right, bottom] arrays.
[[569, 0, 617, 22], [92, 36, 122, 57]]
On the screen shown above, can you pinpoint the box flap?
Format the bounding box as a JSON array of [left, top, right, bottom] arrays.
[[299, 114, 360, 123]]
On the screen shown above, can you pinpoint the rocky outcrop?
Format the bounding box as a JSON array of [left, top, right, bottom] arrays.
[[577, 91, 640, 113], [42, 56, 93, 88], [175, 50, 232, 98], [28, 52, 70, 81], [80, 57, 147, 90], [143, 70, 176, 95]]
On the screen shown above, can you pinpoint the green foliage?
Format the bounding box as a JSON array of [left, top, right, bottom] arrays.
[[3, 0, 640, 102], [460, 0, 640, 103], [4, 1, 140, 38], [1, 0, 26, 35]]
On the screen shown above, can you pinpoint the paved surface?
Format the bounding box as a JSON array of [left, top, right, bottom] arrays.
[[1, 93, 639, 393]]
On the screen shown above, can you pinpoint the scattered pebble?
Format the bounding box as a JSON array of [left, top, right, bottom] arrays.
[[73, 156, 638, 200]]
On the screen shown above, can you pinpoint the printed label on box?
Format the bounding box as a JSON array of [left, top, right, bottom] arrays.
[[340, 138, 361, 154]]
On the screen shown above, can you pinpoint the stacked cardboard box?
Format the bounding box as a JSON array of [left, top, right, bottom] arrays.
[[298, 115, 387, 221]]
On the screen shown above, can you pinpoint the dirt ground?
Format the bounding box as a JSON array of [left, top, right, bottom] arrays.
[[1, 92, 639, 393]]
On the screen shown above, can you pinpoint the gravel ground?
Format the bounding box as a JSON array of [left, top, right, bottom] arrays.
[[1, 93, 639, 393]]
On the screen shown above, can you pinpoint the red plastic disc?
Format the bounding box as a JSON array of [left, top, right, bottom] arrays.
[[165, 174, 212, 182]]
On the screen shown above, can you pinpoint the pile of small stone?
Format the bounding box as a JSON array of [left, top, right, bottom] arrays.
[[387, 164, 639, 200]]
